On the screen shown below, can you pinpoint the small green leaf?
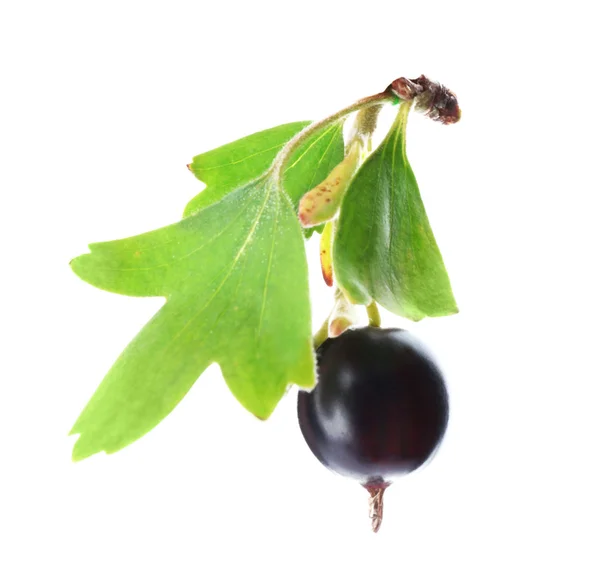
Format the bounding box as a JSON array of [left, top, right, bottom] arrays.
[[70, 176, 314, 460], [184, 122, 309, 217], [334, 103, 458, 321], [282, 122, 344, 206], [184, 121, 344, 224]]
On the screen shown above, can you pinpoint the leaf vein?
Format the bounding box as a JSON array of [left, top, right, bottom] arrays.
[[257, 191, 281, 338], [195, 143, 291, 173], [285, 124, 337, 173], [305, 124, 340, 190], [87, 196, 252, 274], [168, 183, 274, 346], [389, 120, 402, 275]]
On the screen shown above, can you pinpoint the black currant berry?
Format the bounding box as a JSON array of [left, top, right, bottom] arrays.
[[297, 326, 449, 531]]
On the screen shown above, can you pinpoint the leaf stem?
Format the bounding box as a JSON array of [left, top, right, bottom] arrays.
[[396, 100, 412, 161], [347, 104, 384, 151], [366, 301, 381, 328], [270, 91, 396, 186], [313, 315, 330, 349]]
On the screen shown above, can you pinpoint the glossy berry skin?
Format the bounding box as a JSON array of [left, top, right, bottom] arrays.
[[298, 327, 449, 486]]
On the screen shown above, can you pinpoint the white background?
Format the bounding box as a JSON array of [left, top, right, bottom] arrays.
[[1, 1, 599, 571]]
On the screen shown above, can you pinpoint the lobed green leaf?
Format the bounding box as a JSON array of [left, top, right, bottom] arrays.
[[70, 176, 314, 460], [184, 122, 309, 216], [184, 121, 344, 238]]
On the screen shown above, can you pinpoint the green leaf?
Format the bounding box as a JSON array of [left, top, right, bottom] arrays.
[[184, 121, 344, 225], [333, 103, 458, 321], [184, 122, 309, 217], [70, 175, 314, 460], [285, 123, 343, 239], [282, 122, 344, 206]]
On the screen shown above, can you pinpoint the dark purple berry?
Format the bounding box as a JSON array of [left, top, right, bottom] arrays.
[[297, 326, 449, 531]]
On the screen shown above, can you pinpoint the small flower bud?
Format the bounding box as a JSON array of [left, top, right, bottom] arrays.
[[328, 290, 360, 338], [298, 141, 361, 228]]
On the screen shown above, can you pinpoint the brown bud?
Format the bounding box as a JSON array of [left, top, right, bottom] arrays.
[[387, 74, 461, 124]]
